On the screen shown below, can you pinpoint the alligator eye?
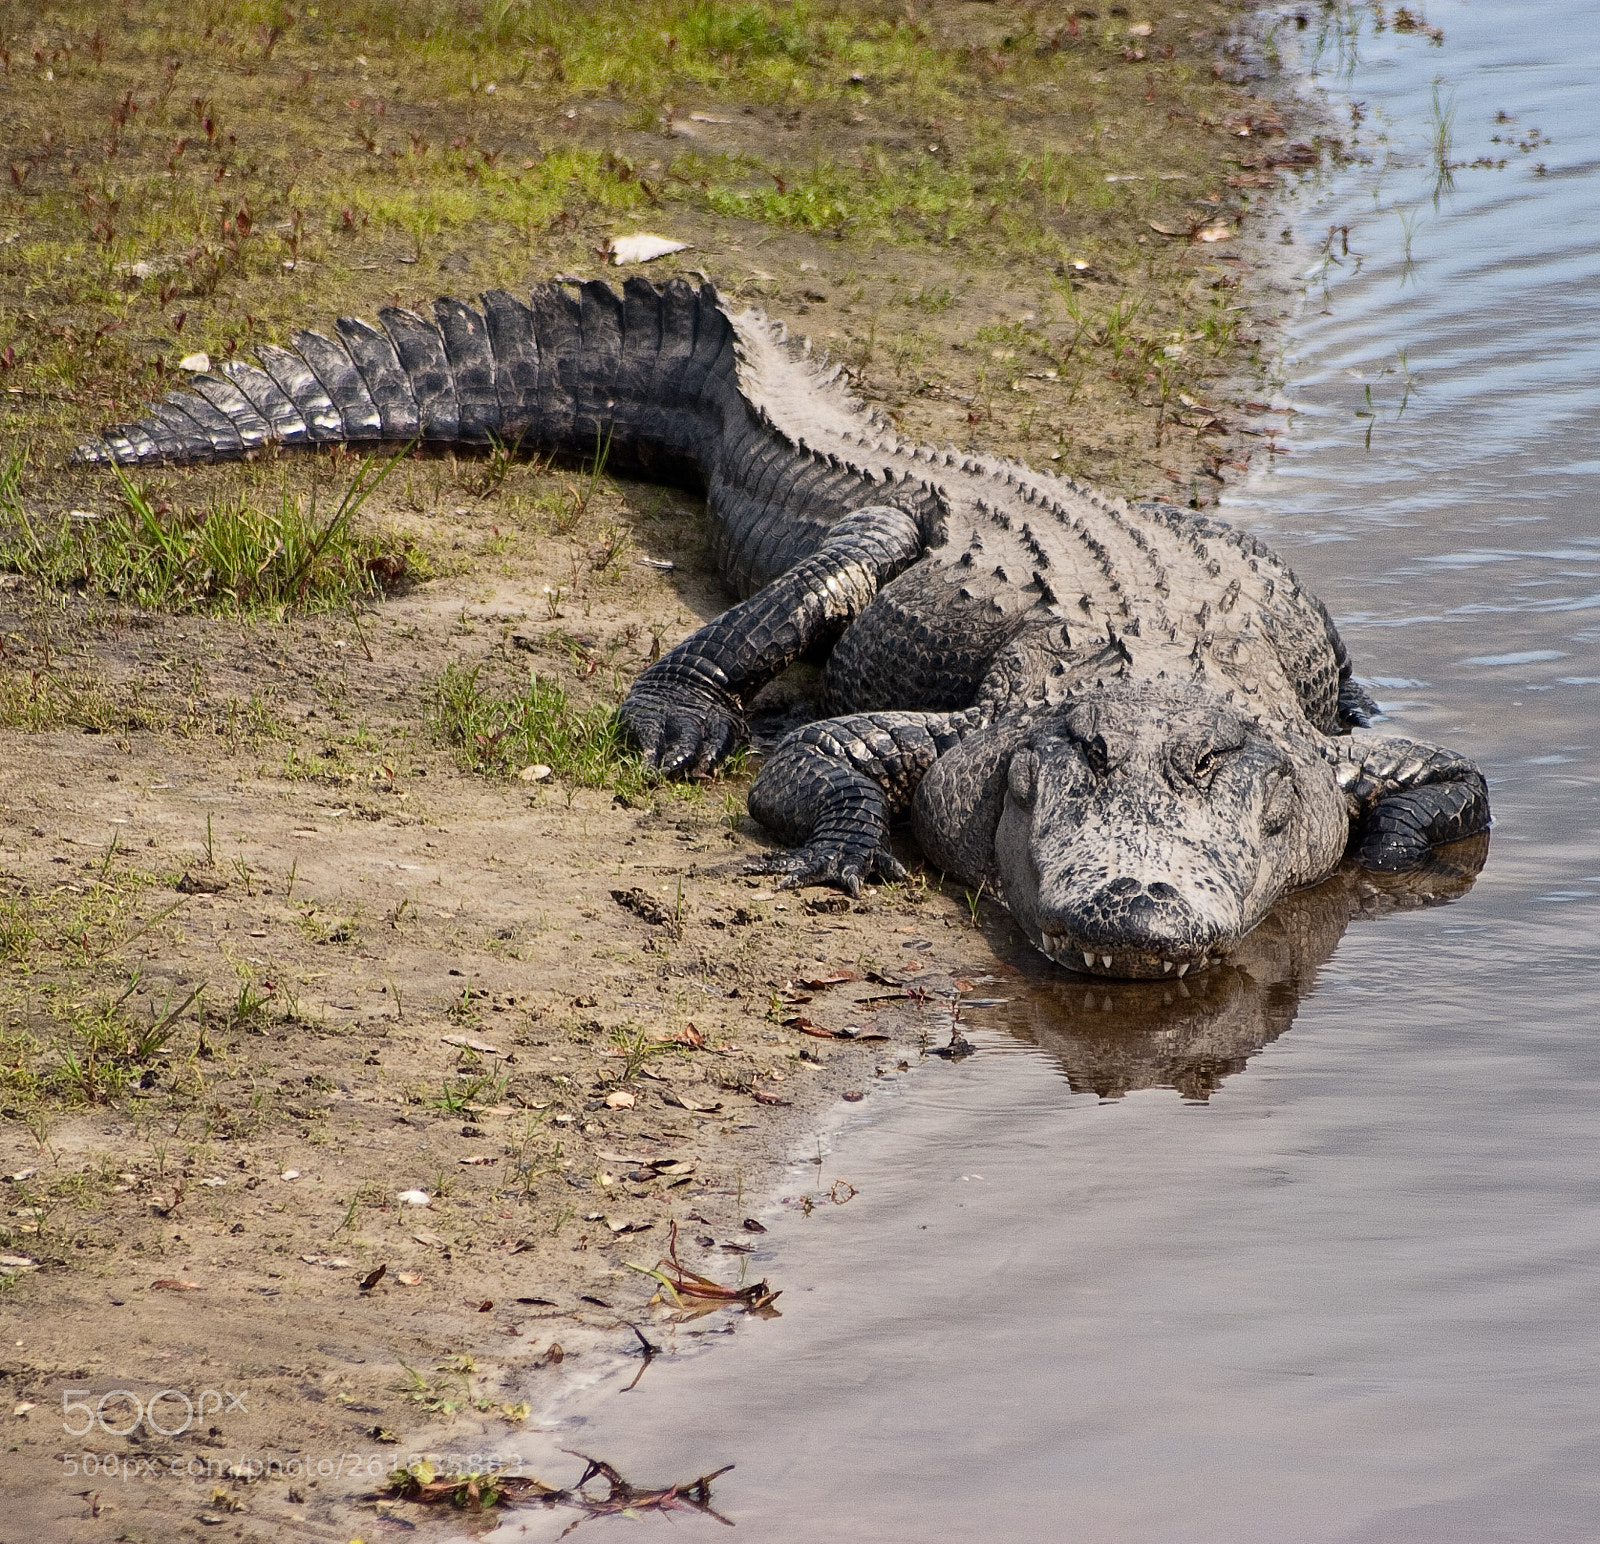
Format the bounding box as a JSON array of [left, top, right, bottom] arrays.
[[1194, 749, 1217, 779]]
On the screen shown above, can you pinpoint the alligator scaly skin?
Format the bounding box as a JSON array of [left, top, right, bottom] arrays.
[[73, 277, 1490, 977]]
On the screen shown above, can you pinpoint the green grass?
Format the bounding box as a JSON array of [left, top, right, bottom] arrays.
[[0, 867, 207, 1109], [0, 445, 423, 614], [430, 659, 651, 797], [0, 666, 118, 731], [0, 0, 1290, 450]]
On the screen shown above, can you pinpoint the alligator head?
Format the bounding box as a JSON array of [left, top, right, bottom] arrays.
[[923, 683, 1349, 980], [997, 685, 1350, 978]]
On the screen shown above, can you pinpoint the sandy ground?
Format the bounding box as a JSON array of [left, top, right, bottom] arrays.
[[0, 468, 1031, 1541]]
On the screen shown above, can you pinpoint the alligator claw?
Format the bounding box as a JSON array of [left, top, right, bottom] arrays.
[[748, 841, 908, 896], [618, 685, 743, 780]]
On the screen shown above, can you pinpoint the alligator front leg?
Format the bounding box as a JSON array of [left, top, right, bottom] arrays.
[[746, 710, 983, 894], [620, 506, 922, 777], [1329, 734, 1491, 871]]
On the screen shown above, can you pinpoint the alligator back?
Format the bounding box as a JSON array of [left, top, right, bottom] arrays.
[[75, 276, 1352, 732]]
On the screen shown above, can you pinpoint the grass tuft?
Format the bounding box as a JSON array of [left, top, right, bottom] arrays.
[[0, 449, 424, 615], [430, 660, 650, 797]]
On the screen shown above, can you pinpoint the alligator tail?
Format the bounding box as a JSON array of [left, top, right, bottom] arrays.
[[71, 276, 738, 482]]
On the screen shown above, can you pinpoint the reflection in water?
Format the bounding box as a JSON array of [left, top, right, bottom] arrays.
[[987, 837, 1488, 1101]]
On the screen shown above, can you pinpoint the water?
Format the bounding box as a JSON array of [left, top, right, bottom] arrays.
[[479, 6, 1600, 1537]]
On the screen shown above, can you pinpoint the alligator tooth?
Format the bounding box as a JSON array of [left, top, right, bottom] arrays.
[[1101, 955, 1112, 969], [1176, 962, 1190, 978], [1161, 960, 1173, 974], [1082, 951, 1095, 968]]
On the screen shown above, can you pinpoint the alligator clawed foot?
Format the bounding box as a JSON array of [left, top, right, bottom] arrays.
[[617, 686, 743, 781], [747, 840, 908, 897]]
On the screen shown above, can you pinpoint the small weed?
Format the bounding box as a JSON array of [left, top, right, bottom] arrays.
[[964, 882, 986, 929], [228, 975, 272, 1031], [430, 661, 649, 796], [607, 1023, 681, 1082], [1429, 79, 1458, 199], [430, 1067, 507, 1116], [0, 670, 117, 733]]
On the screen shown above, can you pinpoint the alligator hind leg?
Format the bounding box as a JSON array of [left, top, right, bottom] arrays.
[[1329, 734, 1491, 871], [619, 506, 923, 777]]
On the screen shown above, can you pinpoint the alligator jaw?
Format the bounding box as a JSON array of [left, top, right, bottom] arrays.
[[1034, 930, 1220, 981]]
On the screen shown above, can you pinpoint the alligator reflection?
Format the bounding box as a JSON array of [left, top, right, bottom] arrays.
[[980, 835, 1488, 1101]]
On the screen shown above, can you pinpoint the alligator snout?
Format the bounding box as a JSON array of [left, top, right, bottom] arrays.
[[1035, 877, 1228, 979]]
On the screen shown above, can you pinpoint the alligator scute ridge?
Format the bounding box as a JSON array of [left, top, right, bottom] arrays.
[[71, 275, 1491, 978]]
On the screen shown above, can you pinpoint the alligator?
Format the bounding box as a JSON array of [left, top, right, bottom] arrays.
[[72, 275, 1491, 979]]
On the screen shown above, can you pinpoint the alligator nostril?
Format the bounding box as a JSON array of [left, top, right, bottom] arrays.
[[1104, 876, 1143, 897], [1148, 881, 1181, 902]]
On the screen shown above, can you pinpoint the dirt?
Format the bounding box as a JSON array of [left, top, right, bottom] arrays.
[[0, 1, 1328, 1537], [0, 483, 1018, 1542]]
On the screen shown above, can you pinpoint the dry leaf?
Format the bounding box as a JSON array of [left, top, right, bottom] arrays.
[[792, 970, 859, 989], [300, 1254, 354, 1268], [397, 1189, 431, 1207], [660, 1089, 720, 1112], [798, 1021, 848, 1040], [441, 1035, 501, 1055], [151, 1278, 201, 1291], [517, 763, 552, 783], [608, 233, 690, 265], [1196, 225, 1235, 243], [604, 1091, 636, 1110], [412, 1229, 445, 1248], [360, 1263, 387, 1291], [396, 1271, 423, 1286], [459, 1154, 497, 1165]]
